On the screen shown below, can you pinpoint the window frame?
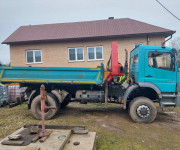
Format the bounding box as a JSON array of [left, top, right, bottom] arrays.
[[68, 47, 84, 62], [26, 50, 42, 64], [87, 46, 104, 61]]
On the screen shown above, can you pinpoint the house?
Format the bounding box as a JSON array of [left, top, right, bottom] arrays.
[[2, 18, 175, 68]]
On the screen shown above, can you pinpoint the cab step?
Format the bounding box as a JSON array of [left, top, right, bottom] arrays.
[[163, 111, 176, 114], [160, 101, 176, 108], [162, 94, 176, 98]]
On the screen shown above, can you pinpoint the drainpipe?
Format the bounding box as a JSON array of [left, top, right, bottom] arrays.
[[147, 35, 150, 45], [162, 34, 172, 46]]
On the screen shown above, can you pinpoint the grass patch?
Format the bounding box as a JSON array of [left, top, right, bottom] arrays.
[[0, 103, 180, 150]]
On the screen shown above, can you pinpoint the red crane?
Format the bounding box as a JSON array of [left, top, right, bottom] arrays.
[[107, 42, 124, 82]]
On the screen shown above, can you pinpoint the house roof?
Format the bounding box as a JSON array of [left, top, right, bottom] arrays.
[[2, 18, 175, 44]]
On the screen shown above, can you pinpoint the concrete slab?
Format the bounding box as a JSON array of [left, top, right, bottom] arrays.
[[0, 127, 96, 150], [63, 132, 96, 150], [0, 127, 72, 150]]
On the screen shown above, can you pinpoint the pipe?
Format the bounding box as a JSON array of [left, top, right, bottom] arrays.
[[119, 49, 128, 85], [162, 34, 172, 46], [147, 35, 150, 45], [124, 49, 128, 78]]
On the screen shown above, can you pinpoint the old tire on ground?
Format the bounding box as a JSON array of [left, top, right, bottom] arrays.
[[129, 97, 157, 123], [31, 94, 58, 120]]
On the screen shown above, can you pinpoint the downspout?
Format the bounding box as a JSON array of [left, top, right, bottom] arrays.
[[162, 34, 172, 46], [147, 35, 150, 45]]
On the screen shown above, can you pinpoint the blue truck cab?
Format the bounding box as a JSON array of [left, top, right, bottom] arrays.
[[129, 45, 180, 108]]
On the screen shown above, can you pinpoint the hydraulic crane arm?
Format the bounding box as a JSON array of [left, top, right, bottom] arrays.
[[107, 42, 124, 82]]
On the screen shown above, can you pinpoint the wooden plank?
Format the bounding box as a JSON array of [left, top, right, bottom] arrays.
[[24, 124, 85, 130], [23, 148, 40, 150], [1, 140, 24, 146], [72, 129, 88, 134], [31, 136, 39, 143]]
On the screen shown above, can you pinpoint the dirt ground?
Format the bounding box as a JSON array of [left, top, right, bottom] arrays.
[[0, 102, 180, 150]]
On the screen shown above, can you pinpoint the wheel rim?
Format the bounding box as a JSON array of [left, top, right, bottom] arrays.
[[36, 101, 51, 114], [136, 104, 150, 118]]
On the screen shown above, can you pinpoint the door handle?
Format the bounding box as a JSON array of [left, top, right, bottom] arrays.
[[145, 75, 153, 78]]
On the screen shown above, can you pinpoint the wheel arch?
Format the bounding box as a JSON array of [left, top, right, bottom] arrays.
[[51, 90, 63, 103], [123, 82, 162, 109], [27, 89, 39, 109], [138, 82, 162, 98]]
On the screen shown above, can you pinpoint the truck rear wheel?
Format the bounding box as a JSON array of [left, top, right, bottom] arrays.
[[31, 94, 58, 120], [129, 97, 157, 123], [61, 100, 69, 109], [48, 93, 60, 114], [61, 94, 71, 109]]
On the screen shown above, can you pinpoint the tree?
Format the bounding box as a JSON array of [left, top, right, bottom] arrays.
[[169, 37, 180, 52], [0, 60, 10, 66], [169, 37, 180, 68]]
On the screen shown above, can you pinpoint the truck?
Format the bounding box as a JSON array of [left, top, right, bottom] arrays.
[[0, 42, 179, 123]]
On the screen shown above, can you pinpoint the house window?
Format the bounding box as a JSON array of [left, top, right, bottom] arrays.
[[87, 46, 103, 61], [26, 50, 42, 64], [68, 47, 84, 62], [134, 43, 143, 48]]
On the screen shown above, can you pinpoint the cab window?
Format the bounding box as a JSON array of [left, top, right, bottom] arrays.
[[148, 52, 173, 71], [133, 54, 138, 64]]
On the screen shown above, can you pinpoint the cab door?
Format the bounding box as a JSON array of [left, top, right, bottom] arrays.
[[144, 50, 177, 92]]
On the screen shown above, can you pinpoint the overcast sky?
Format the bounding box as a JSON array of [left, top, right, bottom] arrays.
[[0, 0, 180, 64]]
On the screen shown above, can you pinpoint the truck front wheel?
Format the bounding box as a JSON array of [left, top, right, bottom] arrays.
[[31, 94, 58, 120], [129, 97, 157, 123]]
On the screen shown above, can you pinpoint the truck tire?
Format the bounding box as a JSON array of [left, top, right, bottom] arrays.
[[31, 94, 58, 120], [48, 93, 60, 114], [61, 100, 69, 109], [61, 94, 71, 109], [129, 97, 157, 123]]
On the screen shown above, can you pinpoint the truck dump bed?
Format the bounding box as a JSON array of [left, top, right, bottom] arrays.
[[0, 64, 104, 86]]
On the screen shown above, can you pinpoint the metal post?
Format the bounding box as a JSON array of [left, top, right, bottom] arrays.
[[40, 85, 46, 137], [35, 84, 56, 142], [105, 80, 108, 107]]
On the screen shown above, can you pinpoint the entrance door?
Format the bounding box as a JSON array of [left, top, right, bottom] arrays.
[[144, 50, 177, 92]]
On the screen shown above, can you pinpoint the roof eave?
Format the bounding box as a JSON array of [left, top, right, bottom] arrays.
[[2, 30, 175, 45]]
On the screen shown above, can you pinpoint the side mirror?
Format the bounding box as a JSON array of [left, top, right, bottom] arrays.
[[172, 48, 177, 54]]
